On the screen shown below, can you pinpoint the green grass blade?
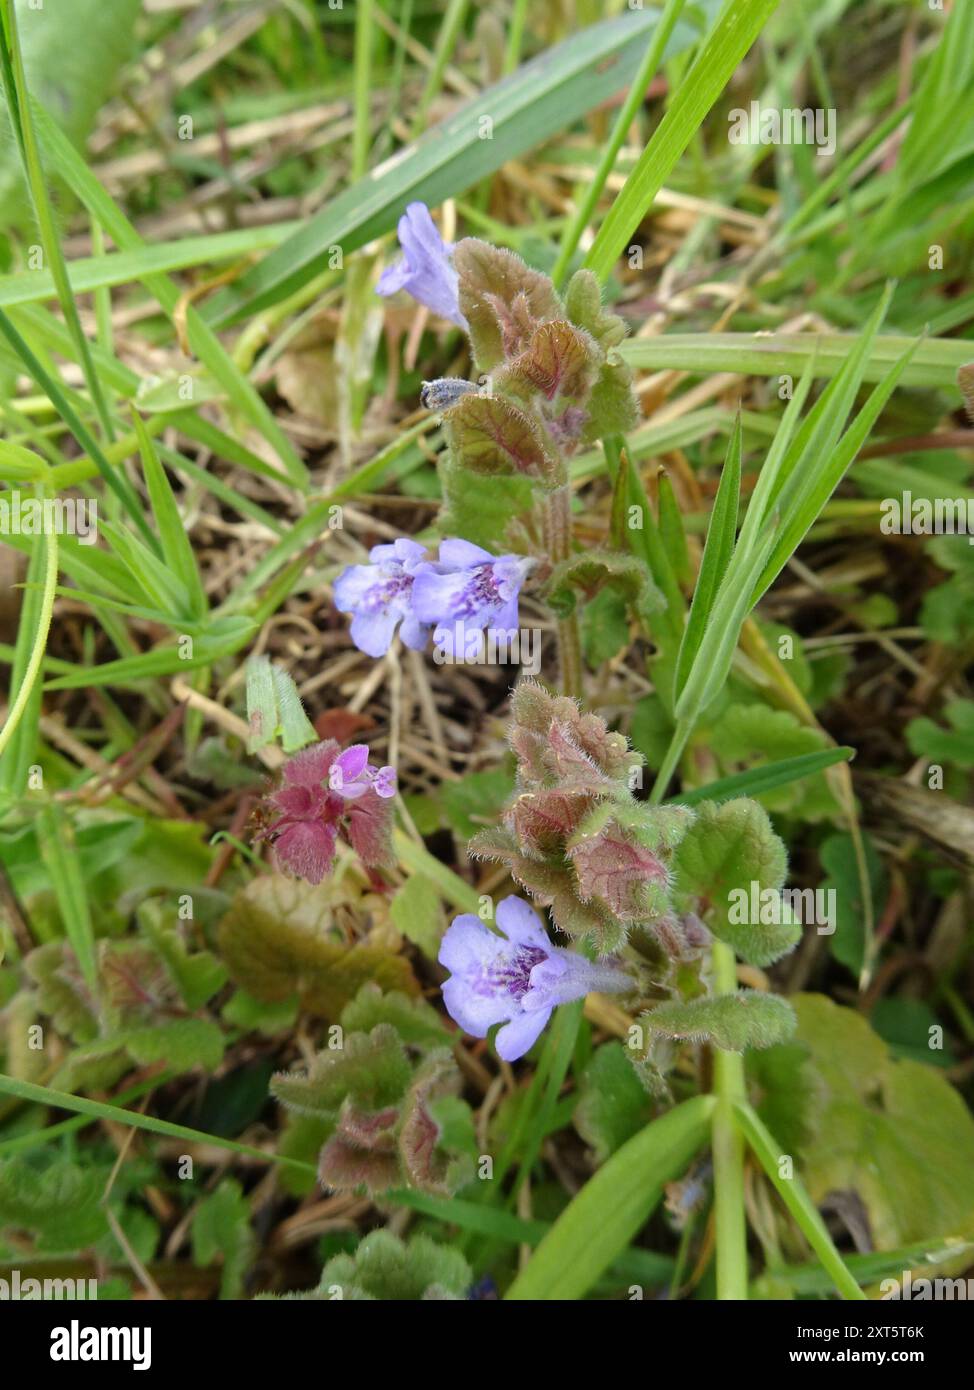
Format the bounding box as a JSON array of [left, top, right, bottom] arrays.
[[584, 0, 779, 283], [0, 307, 155, 548], [675, 746, 855, 807], [28, 102, 309, 490], [0, 521, 55, 787], [132, 410, 207, 621], [0, 0, 114, 442], [505, 1094, 714, 1300], [618, 330, 970, 388], [0, 1073, 317, 1178], [673, 413, 741, 700], [733, 1099, 866, 1301], [203, 5, 715, 325], [35, 802, 98, 994], [551, 0, 688, 286]]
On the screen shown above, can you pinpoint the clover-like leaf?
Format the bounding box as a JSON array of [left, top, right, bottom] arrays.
[[673, 798, 798, 967], [545, 549, 663, 624], [271, 1024, 412, 1120]]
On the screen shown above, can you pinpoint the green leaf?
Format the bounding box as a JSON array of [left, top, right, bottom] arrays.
[[906, 699, 974, 772], [245, 655, 318, 755], [438, 764, 515, 839], [340, 983, 448, 1049], [302, 1230, 472, 1301], [676, 746, 854, 808], [191, 1179, 255, 1300], [132, 411, 207, 622], [618, 331, 972, 390], [217, 874, 419, 1019], [733, 1098, 866, 1301], [113, 1019, 225, 1073], [573, 1040, 654, 1163], [640, 991, 797, 1053], [581, 586, 630, 667], [819, 832, 886, 979], [455, 240, 561, 373], [505, 1094, 714, 1300], [546, 549, 663, 623], [271, 1025, 412, 1120], [0, 1074, 317, 1178], [0, 0, 140, 228], [438, 455, 534, 552], [29, 103, 308, 489], [0, 1155, 109, 1251], [673, 798, 798, 966], [389, 873, 445, 961], [585, 0, 778, 281], [870, 998, 957, 1069], [791, 995, 974, 1248], [444, 391, 559, 486], [35, 803, 98, 994]]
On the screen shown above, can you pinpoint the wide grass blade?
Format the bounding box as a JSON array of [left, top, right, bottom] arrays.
[[618, 331, 970, 388], [202, 5, 716, 325], [505, 1095, 714, 1300]]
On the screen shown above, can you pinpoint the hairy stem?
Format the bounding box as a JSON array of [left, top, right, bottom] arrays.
[[711, 940, 749, 1299], [544, 484, 583, 699]]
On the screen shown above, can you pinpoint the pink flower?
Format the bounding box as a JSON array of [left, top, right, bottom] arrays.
[[257, 742, 397, 885]]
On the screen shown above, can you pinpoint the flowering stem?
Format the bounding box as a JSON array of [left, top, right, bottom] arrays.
[[544, 484, 583, 699], [711, 940, 749, 1299]]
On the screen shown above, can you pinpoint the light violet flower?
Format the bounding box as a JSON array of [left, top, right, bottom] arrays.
[[376, 202, 468, 330], [328, 743, 398, 800], [256, 741, 396, 885], [333, 538, 430, 658], [438, 896, 631, 1061], [411, 539, 533, 642]]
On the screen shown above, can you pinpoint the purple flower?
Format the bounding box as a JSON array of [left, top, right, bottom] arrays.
[[376, 203, 468, 330], [256, 741, 396, 885], [438, 896, 630, 1061], [412, 539, 533, 643], [328, 743, 397, 800], [333, 538, 430, 658]]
